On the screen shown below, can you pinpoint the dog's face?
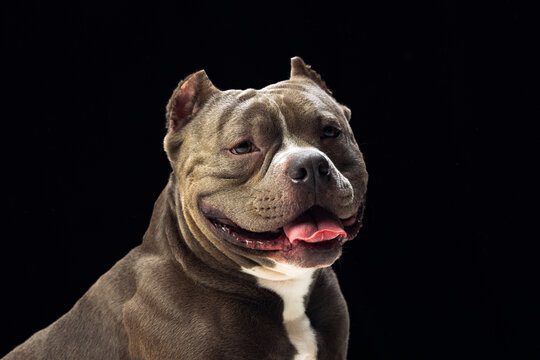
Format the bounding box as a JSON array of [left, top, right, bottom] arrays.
[[164, 58, 367, 269]]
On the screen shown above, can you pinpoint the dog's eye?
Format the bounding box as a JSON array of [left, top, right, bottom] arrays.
[[230, 141, 256, 155], [321, 126, 342, 139]]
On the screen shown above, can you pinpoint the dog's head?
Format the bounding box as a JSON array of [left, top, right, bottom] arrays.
[[164, 57, 368, 271]]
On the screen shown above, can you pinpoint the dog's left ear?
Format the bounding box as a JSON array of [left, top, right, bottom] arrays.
[[341, 105, 352, 121], [166, 70, 219, 132], [290, 56, 332, 96], [290, 56, 352, 121]]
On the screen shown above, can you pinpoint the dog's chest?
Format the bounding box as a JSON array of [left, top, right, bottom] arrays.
[[244, 266, 318, 360]]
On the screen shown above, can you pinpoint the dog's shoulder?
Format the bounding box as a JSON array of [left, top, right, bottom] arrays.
[[3, 248, 146, 359]]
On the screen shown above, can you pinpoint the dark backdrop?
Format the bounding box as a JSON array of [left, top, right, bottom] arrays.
[[1, 1, 536, 359]]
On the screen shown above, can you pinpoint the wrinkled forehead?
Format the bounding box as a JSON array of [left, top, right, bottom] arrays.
[[203, 80, 345, 139], [211, 80, 346, 128], [261, 80, 344, 122]]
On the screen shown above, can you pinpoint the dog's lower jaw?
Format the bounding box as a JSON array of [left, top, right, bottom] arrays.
[[198, 199, 364, 269]]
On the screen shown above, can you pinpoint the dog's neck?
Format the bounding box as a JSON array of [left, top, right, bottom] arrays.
[[141, 175, 320, 303], [142, 177, 320, 357]]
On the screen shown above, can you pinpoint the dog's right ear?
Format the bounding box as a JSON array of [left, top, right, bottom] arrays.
[[165, 70, 219, 132], [164, 71, 219, 162]]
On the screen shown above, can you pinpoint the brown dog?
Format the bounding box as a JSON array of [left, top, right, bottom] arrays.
[[4, 57, 368, 359]]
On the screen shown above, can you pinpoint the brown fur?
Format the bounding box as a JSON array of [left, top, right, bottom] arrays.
[[3, 57, 367, 359]]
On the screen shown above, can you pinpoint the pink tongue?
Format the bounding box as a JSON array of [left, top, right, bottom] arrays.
[[283, 208, 346, 243]]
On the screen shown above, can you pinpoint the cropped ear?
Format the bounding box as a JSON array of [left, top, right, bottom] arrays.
[[290, 56, 332, 95], [165, 70, 219, 132], [341, 105, 351, 121]]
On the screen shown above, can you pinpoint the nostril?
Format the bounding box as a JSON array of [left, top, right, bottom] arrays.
[[290, 167, 308, 182], [286, 151, 331, 184], [318, 162, 330, 176]]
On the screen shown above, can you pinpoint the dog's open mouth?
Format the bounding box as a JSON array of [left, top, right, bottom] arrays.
[[204, 206, 363, 251]]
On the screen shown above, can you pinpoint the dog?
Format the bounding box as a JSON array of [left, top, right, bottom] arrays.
[[3, 57, 368, 360]]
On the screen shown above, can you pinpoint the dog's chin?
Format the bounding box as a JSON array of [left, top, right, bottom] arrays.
[[200, 203, 363, 267]]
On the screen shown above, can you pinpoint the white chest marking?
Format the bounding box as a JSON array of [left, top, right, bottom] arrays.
[[243, 263, 318, 360]]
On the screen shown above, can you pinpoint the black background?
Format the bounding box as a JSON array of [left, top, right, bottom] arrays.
[[1, 1, 537, 359]]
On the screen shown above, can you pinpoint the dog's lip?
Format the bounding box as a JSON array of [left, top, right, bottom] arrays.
[[200, 203, 362, 252], [341, 214, 358, 227], [209, 218, 288, 251]]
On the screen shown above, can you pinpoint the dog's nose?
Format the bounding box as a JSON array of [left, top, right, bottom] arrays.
[[287, 151, 331, 185]]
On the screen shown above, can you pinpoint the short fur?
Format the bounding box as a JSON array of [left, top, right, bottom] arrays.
[[3, 57, 368, 360]]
